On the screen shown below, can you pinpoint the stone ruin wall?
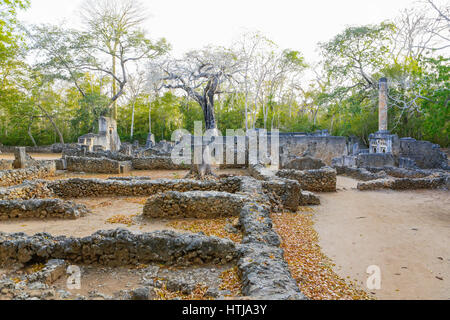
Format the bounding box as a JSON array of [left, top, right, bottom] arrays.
[[143, 191, 249, 219], [0, 199, 90, 220], [46, 177, 242, 199], [0, 163, 56, 187], [66, 156, 132, 174], [276, 167, 337, 192], [279, 136, 348, 166], [0, 229, 238, 268]]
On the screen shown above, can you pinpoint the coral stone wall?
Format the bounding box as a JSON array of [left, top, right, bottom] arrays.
[[276, 167, 337, 192], [143, 191, 249, 219], [0, 199, 90, 220], [0, 164, 56, 187], [131, 157, 190, 170], [280, 136, 347, 166], [0, 229, 238, 267], [47, 177, 242, 198], [66, 156, 131, 174]]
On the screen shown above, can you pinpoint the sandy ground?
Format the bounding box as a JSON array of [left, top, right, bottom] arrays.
[[0, 196, 179, 237], [314, 176, 450, 300], [0, 153, 62, 160]]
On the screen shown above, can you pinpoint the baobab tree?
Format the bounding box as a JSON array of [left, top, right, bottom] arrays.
[[159, 47, 241, 130]]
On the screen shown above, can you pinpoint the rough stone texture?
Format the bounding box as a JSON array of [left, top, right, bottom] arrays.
[[0, 164, 56, 187], [131, 156, 190, 170], [356, 153, 396, 168], [23, 259, 67, 285], [399, 138, 448, 169], [357, 176, 448, 191], [0, 199, 89, 220], [334, 166, 388, 181], [299, 191, 321, 205], [143, 191, 249, 219], [0, 229, 238, 267], [237, 197, 306, 299], [63, 146, 132, 162], [279, 136, 347, 166], [276, 167, 337, 192], [237, 244, 306, 300], [262, 179, 301, 212], [281, 156, 326, 170], [0, 181, 54, 200], [66, 156, 132, 174], [47, 177, 241, 198], [0, 160, 13, 170]]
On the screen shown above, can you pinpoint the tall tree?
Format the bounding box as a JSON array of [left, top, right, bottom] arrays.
[[159, 47, 240, 130]]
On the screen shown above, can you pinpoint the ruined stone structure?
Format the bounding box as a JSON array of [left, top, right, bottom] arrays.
[[78, 117, 121, 152]]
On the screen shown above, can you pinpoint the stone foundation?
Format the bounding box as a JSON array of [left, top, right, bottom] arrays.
[[143, 191, 249, 219], [0, 199, 90, 220], [66, 156, 132, 174], [131, 157, 190, 170], [47, 177, 241, 198], [276, 167, 337, 192], [281, 156, 326, 170], [357, 176, 448, 191], [0, 164, 56, 187], [0, 181, 54, 200], [0, 229, 238, 267], [334, 166, 387, 181]]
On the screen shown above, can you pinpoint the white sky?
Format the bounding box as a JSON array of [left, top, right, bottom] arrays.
[[19, 0, 421, 62]]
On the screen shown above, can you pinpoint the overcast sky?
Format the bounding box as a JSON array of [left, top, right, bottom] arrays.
[[19, 0, 423, 62]]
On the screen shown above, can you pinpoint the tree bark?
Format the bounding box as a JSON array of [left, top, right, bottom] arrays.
[[27, 117, 38, 147], [37, 105, 64, 144], [130, 101, 136, 139]]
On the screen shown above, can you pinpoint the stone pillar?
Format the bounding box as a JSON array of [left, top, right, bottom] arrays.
[[379, 78, 388, 132], [13, 147, 27, 169]]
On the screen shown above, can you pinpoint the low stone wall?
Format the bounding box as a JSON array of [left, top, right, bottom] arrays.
[[248, 165, 321, 207], [0, 181, 54, 200], [357, 176, 448, 191], [0, 164, 56, 187], [334, 166, 387, 181], [0, 160, 13, 170], [237, 202, 306, 300], [66, 156, 132, 174], [276, 167, 337, 192], [0, 199, 90, 220], [281, 156, 326, 170], [143, 191, 249, 219], [63, 147, 133, 162], [0, 229, 238, 267], [299, 191, 321, 205], [131, 156, 190, 170], [47, 177, 241, 198], [262, 180, 301, 212]]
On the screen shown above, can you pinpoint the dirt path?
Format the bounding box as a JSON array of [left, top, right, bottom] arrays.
[[314, 176, 450, 300]]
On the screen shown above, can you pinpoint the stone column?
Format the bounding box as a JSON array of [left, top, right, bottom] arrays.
[[379, 78, 388, 132], [13, 147, 27, 169]]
